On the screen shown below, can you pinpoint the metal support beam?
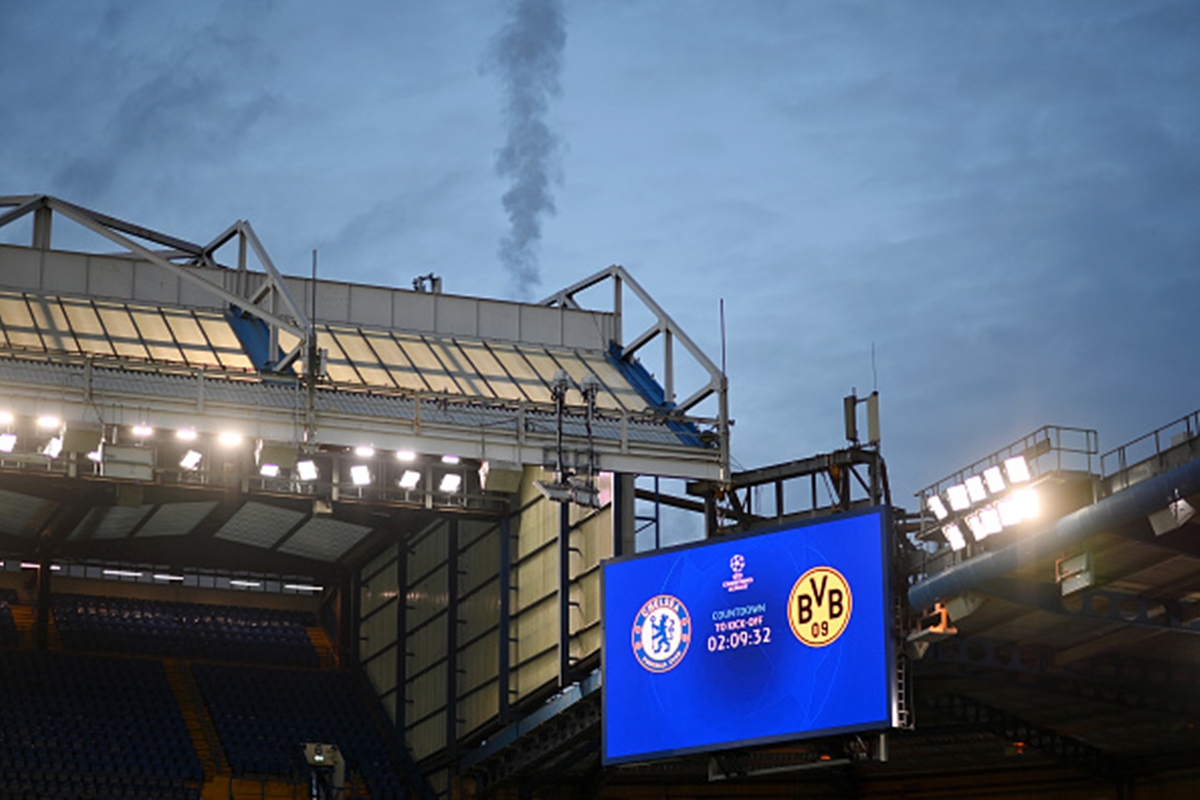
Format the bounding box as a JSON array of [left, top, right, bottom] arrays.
[[982, 578, 1200, 636], [922, 693, 1114, 778], [558, 500, 572, 687], [499, 513, 512, 726], [447, 518, 460, 765]]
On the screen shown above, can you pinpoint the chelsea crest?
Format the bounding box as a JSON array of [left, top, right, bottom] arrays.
[[631, 594, 692, 673]]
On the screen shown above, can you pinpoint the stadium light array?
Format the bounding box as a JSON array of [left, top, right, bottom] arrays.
[[355, 445, 376, 458], [132, 425, 154, 438], [439, 473, 462, 493], [396, 450, 416, 462], [398, 470, 421, 490], [0, 433, 15, 453], [180, 450, 203, 470], [296, 460, 319, 481], [176, 428, 197, 442], [930, 455, 1039, 550], [350, 464, 371, 486]]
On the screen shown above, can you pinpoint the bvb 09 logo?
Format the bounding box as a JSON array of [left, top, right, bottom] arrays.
[[631, 594, 692, 673], [787, 566, 852, 647]]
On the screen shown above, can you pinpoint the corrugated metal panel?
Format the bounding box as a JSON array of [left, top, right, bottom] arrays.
[[214, 501, 305, 549], [136, 501, 219, 538], [278, 517, 372, 561], [0, 489, 55, 538]]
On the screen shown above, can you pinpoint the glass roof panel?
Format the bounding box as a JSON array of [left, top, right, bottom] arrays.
[[456, 340, 527, 402], [128, 308, 185, 363], [330, 328, 396, 389], [316, 326, 363, 385], [573, 351, 648, 411], [486, 342, 552, 404], [27, 296, 79, 354], [395, 334, 461, 394], [196, 314, 254, 371], [161, 308, 220, 367], [363, 332, 428, 392], [0, 294, 39, 349], [427, 339, 494, 399], [93, 303, 150, 359]]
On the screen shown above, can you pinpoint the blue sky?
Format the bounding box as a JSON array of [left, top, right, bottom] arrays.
[[3, 1, 1198, 506]]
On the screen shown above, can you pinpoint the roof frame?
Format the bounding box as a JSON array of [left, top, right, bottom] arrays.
[[0, 194, 310, 371]]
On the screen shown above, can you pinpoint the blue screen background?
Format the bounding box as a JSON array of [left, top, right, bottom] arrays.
[[602, 509, 892, 763]]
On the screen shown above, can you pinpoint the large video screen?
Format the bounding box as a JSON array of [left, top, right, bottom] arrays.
[[602, 507, 895, 764]]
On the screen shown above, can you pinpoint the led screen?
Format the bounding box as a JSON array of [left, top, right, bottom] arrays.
[[602, 507, 895, 764]]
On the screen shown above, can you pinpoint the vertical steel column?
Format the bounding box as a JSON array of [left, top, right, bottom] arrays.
[[396, 543, 408, 732], [446, 519, 460, 763], [612, 473, 624, 557], [498, 513, 512, 725], [558, 500, 572, 688], [35, 559, 51, 650]]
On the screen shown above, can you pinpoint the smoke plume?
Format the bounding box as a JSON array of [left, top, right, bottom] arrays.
[[486, 0, 566, 297]]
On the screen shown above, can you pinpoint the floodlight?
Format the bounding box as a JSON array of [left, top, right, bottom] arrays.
[[943, 523, 967, 551], [296, 460, 319, 481], [218, 431, 243, 447], [0, 433, 16, 453], [1012, 487, 1039, 520], [978, 506, 1002, 537], [42, 437, 63, 458], [36, 415, 60, 430], [946, 484, 970, 512], [398, 470, 421, 490], [180, 450, 203, 470], [439, 473, 462, 492], [1004, 455, 1031, 484], [355, 445, 376, 458], [983, 465, 1006, 494], [0, 411, 12, 425], [350, 464, 371, 486], [926, 495, 949, 521], [965, 475, 987, 504], [442, 454, 460, 465], [260, 463, 280, 478], [86, 450, 102, 463], [997, 497, 1022, 527], [396, 450, 416, 462], [964, 512, 985, 541], [132, 425, 154, 438], [176, 428, 198, 442]]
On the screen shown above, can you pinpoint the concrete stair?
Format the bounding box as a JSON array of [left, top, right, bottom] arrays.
[[307, 624, 339, 669]]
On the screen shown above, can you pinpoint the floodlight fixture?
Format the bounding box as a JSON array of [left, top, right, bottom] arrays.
[[218, 431, 243, 447], [260, 463, 281, 478], [0, 411, 11, 425], [176, 428, 198, 442], [0, 433, 16, 453], [965, 475, 987, 504], [180, 450, 203, 470], [978, 506, 1002, 537], [296, 460, 319, 481], [398, 470, 421, 490], [36, 415, 60, 430], [132, 425, 154, 438], [442, 454, 460, 465], [440, 473, 462, 493], [983, 465, 1006, 494], [42, 437, 63, 459], [355, 445, 376, 458], [86, 450, 102, 463], [943, 523, 967, 551], [1004, 455, 1031, 484], [350, 464, 371, 486], [396, 450, 416, 462], [997, 497, 1022, 527], [926, 495, 949, 521], [946, 484, 971, 512], [1012, 487, 1039, 520]]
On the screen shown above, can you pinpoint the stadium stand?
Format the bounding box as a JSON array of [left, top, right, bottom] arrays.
[[52, 594, 319, 667], [0, 650, 203, 799], [193, 663, 406, 799]]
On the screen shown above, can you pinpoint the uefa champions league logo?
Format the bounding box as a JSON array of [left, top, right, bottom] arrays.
[[722, 553, 754, 592]]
